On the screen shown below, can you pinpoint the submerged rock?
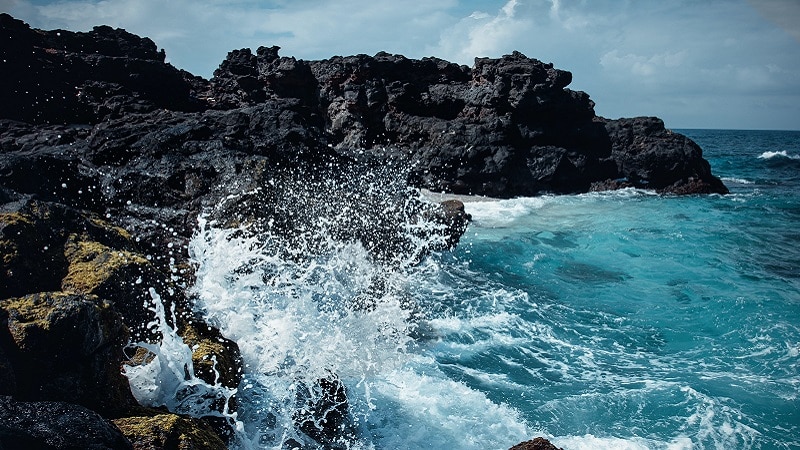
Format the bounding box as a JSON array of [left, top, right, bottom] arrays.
[[510, 437, 564, 450]]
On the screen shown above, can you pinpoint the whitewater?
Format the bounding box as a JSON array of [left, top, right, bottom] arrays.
[[127, 129, 800, 449]]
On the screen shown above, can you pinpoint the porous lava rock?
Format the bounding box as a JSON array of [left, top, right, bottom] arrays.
[[509, 437, 564, 450], [0, 396, 132, 450]]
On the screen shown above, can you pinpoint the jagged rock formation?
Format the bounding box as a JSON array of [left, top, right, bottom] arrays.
[[0, 12, 727, 449]]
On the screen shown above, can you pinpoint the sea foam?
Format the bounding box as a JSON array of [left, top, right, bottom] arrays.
[[757, 150, 800, 160]]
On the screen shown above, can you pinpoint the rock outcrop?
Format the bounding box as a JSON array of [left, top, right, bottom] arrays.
[[0, 12, 728, 449]]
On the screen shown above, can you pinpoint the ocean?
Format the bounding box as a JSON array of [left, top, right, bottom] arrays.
[[127, 129, 800, 449]]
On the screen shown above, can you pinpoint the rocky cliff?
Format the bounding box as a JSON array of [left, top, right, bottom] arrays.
[[0, 13, 725, 449]]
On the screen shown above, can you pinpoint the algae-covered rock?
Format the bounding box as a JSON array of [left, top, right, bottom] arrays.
[[0, 396, 133, 449], [0, 292, 136, 416], [0, 200, 138, 300], [177, 319, 242, 390], [61, 235, 175, 340], [112, 413, 226, 450]]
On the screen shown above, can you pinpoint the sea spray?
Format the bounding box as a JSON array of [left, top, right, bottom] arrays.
[[123, 288, 240, 426], [185, 164, 530, 449]]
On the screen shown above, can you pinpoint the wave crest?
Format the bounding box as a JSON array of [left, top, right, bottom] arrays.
[[757, 150, 800, 160]]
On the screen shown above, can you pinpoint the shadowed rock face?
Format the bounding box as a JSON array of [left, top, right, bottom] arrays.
[[0, 396, 133, 449]]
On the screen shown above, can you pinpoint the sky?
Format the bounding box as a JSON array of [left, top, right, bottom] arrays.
[[3, 0, 800, 130]]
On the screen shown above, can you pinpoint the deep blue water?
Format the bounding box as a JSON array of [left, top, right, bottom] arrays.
[[147, 129, 800, 449]]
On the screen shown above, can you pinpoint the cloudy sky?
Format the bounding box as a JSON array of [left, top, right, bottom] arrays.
[[4, 0, 800, 130]]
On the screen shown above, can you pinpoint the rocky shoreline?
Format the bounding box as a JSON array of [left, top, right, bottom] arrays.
[[1, 13, 725, 449]]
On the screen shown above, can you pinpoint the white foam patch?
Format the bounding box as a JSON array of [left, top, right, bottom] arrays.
[[758, 150, 800, 160], [553, 434, 654, 450], [720, 177, 753, 185], [364, 365, 532, 449], [462, 197, 551, 227]]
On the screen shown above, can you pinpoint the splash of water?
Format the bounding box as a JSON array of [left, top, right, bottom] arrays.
[[183, 162, 529, 449], [123, 288, 240, 425]]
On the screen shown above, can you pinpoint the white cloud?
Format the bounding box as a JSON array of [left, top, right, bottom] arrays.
[[600, 50, 687, 78], [432, 0, 533, 65]]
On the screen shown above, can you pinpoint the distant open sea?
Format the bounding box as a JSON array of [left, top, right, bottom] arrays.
[[167, 129, 800, 449]]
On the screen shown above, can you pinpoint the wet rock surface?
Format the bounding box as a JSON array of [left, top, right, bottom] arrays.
[[510, 437, 565, 450], [0, 12, 729, 449], [0, 396, 133, 450], [112, 413, 227, 450]]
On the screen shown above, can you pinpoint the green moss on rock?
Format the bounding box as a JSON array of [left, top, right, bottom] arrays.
[[113, 413, 227, 450], [178, 320, 243, 390], [62, 237, 150, 294], [0, 291, 136, 416]]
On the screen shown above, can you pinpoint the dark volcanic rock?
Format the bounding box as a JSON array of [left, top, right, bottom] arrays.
[[0, 13, 202, 125], [294, 375, 353, 448], [0, 396, 132, 450], [510, 437, 564, 450], [602, 116, 728, 194], [0, 292, 137, 416]]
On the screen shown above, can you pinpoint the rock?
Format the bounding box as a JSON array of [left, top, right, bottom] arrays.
[[0, 13, 202, 125], [294, 375, 353, 448], [428, 199, 471, 250], [60, 235, 176, 340], [0, 200, 136, 299], [0, 209, 67, 298], [112, 413, 226, 450], [0, 310, 17, 396], [176, 319, 242, 390], [0, 396, 132, 449], [0, 292, 136, 416], [602, 116, 728, 194], [509, 437, 564, 450]]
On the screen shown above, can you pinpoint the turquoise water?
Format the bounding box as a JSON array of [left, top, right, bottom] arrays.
[[423, 129, 800, 449], [174, 129, 800, 449]]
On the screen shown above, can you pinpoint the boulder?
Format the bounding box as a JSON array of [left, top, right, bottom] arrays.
[[176, 319, 242, 390], [509, 437, 564, 450], [0, 292, 136, 416], [294, 375, 353, 448], [60, 235, 176, 340], [0, 200, 135, 299], [0, 396, 132, 449]]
